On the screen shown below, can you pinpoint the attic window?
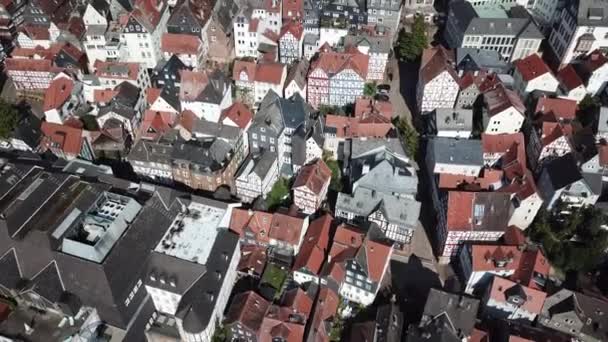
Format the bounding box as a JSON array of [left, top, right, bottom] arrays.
[[588, 8, 604, 20]]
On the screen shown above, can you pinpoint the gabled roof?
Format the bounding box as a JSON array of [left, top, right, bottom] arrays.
[[280, 20, 303, 40], [421, 288, 479, 338], [43, 75, 75, 112], [40, 122, 83, 156], [329, 223, 365, 261], [167, 0, 214, 31], [513, 54, 552, 82], [285, 58, 309, 89], [220, 102, 253, 129], [129, 0, 165, 32], [140, 110, 176, 140], [233, 59, 257, 82], [488, 276, 546, 314], [360, 239, 391, 282], [309, 49, 369, 80], [229, 208, 273, 243], [481, 133, 525, 156], [556, 65, 584, 91], [258, 317, 305, 342], [94, 60, 140, 80], [484, 84, 525, 117], [446, 191, 513, 232], [292, 159, 331, 195], [255, 62, 286, 85], [541, 153, 585, 191], [161, 33, 202, 55], [419, 46, 458, 85], [269, 212, 307, 246], [224, 291, 270, 332], [292, 214, 332, 274], [535, 97, 577, 122]]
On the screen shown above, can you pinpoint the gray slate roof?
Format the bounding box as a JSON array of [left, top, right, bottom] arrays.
[[431, 137, 483, 167], [128, 139, 173, 165], [253, 91, 312, 134], [597, 107, 608, 133], [574, 0, 608, 26], [434, 108, 473, 134], [343, 34, 391, 54], [336, 187, 420, 231], [353, 159, 417, 197], [421, 288, 480, 338], [455, 48, 508, 72]]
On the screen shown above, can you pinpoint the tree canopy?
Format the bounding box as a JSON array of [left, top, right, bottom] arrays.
[[528, 203, 608, 272], [395, 15, 428, 62], [266, 177, 291, 210], [0, 100, 20, 139], [363, 82, 377, 97], [323, 151, 343, 192], [394, 117, 419, 158]]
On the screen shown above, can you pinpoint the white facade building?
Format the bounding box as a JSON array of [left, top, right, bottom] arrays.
[[120, 2, 170, 68]]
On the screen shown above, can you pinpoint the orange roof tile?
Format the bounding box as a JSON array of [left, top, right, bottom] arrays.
[[40, 122, 83, 156], [513, 54, 551, 82], [488, 276, 546, 314], [233, 60, 256, 82], [255, 62, 285, 84], [364, 240, 392, 282], [161, 33, 202, 55], [269, 212, 306, 246], [292, 214, 332, 274], [446, 191, 475, 230], [556, 65, 584, 91], [43, 76, 74, 111], [220, 102, 253, 129], [535, 97, 577, 122], [280, 20, 303, 40]]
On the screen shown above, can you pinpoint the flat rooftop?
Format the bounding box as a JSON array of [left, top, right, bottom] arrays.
[[154, 201, 228, 265], [475, 6, 509, 19]]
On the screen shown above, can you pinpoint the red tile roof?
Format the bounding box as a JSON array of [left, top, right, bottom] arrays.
[[541, 121, 573, 147], [161, 33, 202, 55], [438, 169, 503, 191], [513, 249, 550, 290], [556, 65, 584, 91], [40, 122, 83, 156], [269, 212, 306, 246], [249, 18, 260, 32], [329, 223, 365, 260], [259, 317, 304, 342], [482, 133, 525, 155], [43, 76, 74, 112], [229, 208, 273, 244], [225, 291, 270, 332], [282, 0, 303, 19], [140, 110, 176, 140], [21, 24, 50, 40], [179, 70, 210, 101], [238, 245, 268, 275], [146, 87, 161, 104], [5, 58, 54, 72], [582, 50, 608, 72], [499, 170, 538, 201], [280, 20, 303, 40], [488, 276, 546, 314], [233, 60, 257, 82], [293, 159, 331, 195], [309, 49, 369, 80], [513, 54, 551, 82], [292, 214, 332, 274], [363, 240, 392, 282], [419, 46, 458, 85], [502, 226, 527, 246], [446, 191, 475, 230], [324, 114, 393, 139], [534, 97, 577, 122], [280, 287, 314, 319], [94, 89, 117, 104], [307, 286, 339, 342], [470, 245, 522, 273], [220, 102, 253, 129], [255, 62, 285, 85], [354, 97, 393, 120]]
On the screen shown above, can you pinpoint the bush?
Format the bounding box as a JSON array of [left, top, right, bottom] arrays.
[[394, 117, 419, 158], [0, 100, 20, 139], [267, 177, 290, 210], [323, 151, 343, 192]]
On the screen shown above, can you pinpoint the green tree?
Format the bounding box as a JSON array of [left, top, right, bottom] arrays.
[[395, 15, 428, 62], [211, 321, 227, 342], [0, 100, 20, 139], [527, 204, 608, 272], [323, 151, 343, 192], [363, 82, 377, 97], [394, 117, 419, 158], [267, 177, 290, 210]]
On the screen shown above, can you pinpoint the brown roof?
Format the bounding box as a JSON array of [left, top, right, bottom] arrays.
[[513, 249, 550, 290], [21, 24, 50, 40], [233, 60, 256, 82], [161, 33, 202, 54], [43, 76, 74, 111], [438, 169, 504, 191], [292, 214, 332, 274], [238, 245, 268, 275], [325, 114, 392, 139], [258, 317, 304, 342], [354, 97, 393, 120], [513, 54, 551, 82], [482, 133, 525, 154], [40, 122, 83, 156], [556, 65, 584, 91], [179, 70, 209, 101], [599, 143, 608, 167], [220, 102, 253, 129], [419, 46, 458, 85], [446, 191, 475, 230], [225, 291, 270, 332], [255, 62, 285, 85], [307, 286, 339, 342], [329, 223, 365, 261], [484, 84, 525, 117], [282, 0, 303, 19], [139, 110, 176, 140], [94, 89, 117, 104], [470, 245, 522, 273], [280, 287, 314, 319], [292, 159, 332, 195]]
